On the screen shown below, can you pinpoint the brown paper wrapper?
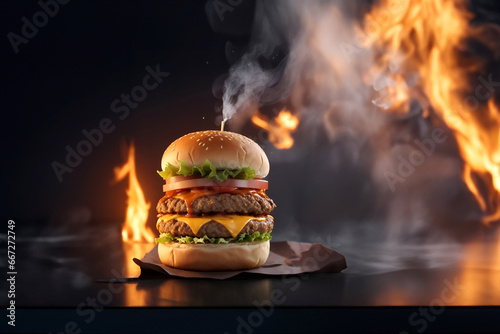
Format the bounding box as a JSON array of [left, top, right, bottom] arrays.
[[134, 241, 347, 279]]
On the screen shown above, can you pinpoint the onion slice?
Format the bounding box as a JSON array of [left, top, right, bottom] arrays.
[[163, 176, 268, 192]]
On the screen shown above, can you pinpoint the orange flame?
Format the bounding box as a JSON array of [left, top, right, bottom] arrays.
[[114, 143, 155, 242], [363, 0, 500, 225], [251, 109, 299, 149]]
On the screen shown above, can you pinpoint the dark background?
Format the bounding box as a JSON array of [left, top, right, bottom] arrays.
[[2, 0, 500, 243], [1, 1, 263, 232], [2, 3, 500, 334], [1, 0, 381, 243]]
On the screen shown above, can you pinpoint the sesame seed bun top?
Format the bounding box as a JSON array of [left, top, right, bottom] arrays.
[[161, 130, 270, 178]]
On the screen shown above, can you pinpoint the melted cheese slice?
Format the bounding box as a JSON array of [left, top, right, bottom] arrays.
[[157, 214, 267, 238]]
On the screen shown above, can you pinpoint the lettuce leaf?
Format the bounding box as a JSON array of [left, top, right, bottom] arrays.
[[155, 231, 272, 245], [157, 159, 255, 182]]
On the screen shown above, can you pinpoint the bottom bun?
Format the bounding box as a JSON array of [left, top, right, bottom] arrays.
[[158, 241, 270, 271]]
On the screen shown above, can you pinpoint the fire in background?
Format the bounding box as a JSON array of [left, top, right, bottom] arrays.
[[222, 0, 499, 228], [363, 0, 500, 225], [251, 108, 299, 149], [113, 142, 155, 282], [114, 142, 154, 243]]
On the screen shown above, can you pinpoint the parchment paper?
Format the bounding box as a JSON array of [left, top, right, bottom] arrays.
[[134, 241, 347, 279]]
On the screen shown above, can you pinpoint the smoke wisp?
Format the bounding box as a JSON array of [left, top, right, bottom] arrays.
[[219, 0, 500, 273]]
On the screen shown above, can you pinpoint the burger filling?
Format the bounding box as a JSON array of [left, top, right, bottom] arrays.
[[157, 159, 255, 182], [156, 191, 275, 216], [156, 159, 276, 245], [155, 231, 272, 245], [157, 216, 274, 237]]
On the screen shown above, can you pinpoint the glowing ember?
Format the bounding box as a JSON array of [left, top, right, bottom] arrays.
[[251, 109, 299, 149], [363, 0, 500, 225], [114, 143, 154, 243]]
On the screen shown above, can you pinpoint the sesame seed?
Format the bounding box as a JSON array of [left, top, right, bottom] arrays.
[[220, 145, 223, 149], [206, 147, 209, 150]]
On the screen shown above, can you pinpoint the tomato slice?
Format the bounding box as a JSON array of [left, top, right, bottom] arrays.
[[163, 176, 268, 192]]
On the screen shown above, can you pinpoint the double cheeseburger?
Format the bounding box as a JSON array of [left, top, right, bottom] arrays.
[[155, 130, 276, 271]]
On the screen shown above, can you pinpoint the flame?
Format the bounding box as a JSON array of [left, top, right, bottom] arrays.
[[114, 143, 155, 243], [251, 109, 299, 149], [363, 0, 500, 225]]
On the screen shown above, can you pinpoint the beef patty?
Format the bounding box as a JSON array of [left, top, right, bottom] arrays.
[[157, 215, 274, 238], [156, 192, 276, 216]]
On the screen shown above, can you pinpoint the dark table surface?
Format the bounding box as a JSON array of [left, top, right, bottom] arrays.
[[2, 226, 500, 333]]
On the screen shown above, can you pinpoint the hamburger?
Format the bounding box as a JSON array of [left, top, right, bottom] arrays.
[[155, 130, 276, 271]]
